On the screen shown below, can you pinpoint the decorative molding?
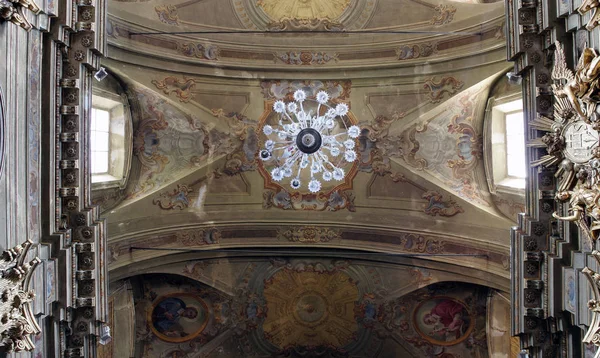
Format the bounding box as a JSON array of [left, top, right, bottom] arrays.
[[154, 4, 179, 25], [423, 76, 464, 103], [277, 226, 341, 243], [422, 191, 464, 217], [266, 17, 345, 32], [396, 43, 438, 60], [0, 240, 41, 352], [152, 184, 193, 210], [579, 0, 600, 31], [274, 51, 338, 65], [177, 42, 220, 60], [430, 4, 456, 26], [176, 227, 221, 246], [151, 76, 196, 103], [0, 0, 40, 31]]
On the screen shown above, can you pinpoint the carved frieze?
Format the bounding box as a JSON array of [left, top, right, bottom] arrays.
[[0, 240, 40, 352]]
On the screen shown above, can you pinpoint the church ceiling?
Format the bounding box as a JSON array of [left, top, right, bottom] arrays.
[[99, 0, 520, 330], [117, 259, 501, 357]]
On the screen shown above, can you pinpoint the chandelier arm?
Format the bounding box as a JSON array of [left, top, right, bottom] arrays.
[[284, 151, 301, 167]]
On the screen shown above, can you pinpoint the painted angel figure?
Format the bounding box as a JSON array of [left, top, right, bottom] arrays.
[[554, 41, 600, 122]]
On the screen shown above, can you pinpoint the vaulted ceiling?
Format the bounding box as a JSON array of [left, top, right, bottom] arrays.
[[97, 0, 519, 356]]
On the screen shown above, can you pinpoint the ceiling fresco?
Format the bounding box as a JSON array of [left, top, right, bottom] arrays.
[[99, 0, 520, 356], [120, 258, 502, 357]]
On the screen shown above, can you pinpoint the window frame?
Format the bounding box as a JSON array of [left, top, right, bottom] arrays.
[[503, 109, 526, 181], [90, 88, 132, 190], [483, 96, 526, 195]]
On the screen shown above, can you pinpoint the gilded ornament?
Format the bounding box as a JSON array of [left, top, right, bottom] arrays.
[[579, 0, 600, 30]]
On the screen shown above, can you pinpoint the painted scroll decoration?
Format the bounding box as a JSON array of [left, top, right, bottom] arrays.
[[543, 42, 600, 348], [0, 240, 41, 352]]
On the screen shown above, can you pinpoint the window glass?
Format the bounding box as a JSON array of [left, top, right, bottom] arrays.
[[505, 112, 526, 179], [91, 108, 110, 174]]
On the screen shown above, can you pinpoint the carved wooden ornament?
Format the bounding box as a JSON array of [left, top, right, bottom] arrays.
[[0, 240, 41, 352]]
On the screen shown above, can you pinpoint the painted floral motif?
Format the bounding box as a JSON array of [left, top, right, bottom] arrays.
[[423, 76, 464, 103], [152, 184, 193, 210], [177, 42, 220, 60], [151, 76, 196, 103], [260, 80, 351, 101], [266, 18, 345, 32], [422, 191, 464, 217], [155, 4, 179, 25], [430, 4, 456, 26], [176, 228, 221, 246], [397, 43, 438, 60], [263, 189, 356, 212], [277, 226, 341, 243], [398, 234, 444, 254], [275, 51, 338, 65]]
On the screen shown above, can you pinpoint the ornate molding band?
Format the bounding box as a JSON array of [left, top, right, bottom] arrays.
[[0, 240, 40, 352], [277, 226, 341, 243], [396, 42, 438, 60], [266, 17, 345, 32], [274, 51, 338, 65]]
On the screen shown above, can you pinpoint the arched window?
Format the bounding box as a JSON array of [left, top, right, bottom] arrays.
[[91, 72, 132, 190], [485, 97, 526, 194]]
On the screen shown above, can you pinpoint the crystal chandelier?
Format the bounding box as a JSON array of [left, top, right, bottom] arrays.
[[259, 90, 360, 193]]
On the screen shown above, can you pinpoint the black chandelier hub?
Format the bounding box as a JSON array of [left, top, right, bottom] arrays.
[[296, 128, 322, 154]]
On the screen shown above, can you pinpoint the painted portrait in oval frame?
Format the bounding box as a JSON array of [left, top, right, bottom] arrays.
[[412, 296, 474, 346], [148, 293, 209, 343]]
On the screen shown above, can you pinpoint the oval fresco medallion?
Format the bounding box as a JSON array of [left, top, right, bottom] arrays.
[[148, 293, 209, 343], [412, 296, 474, 346]]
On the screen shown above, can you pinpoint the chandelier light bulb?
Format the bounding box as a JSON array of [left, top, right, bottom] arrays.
[[308, 179, 322, 193], [260, 90, 358, 191], [345, 150, 357, 162], [293, 89, 307, 102], [316, 91, 329, 104], [348, 125, 360, 138], [273, 101, 286, 113]]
